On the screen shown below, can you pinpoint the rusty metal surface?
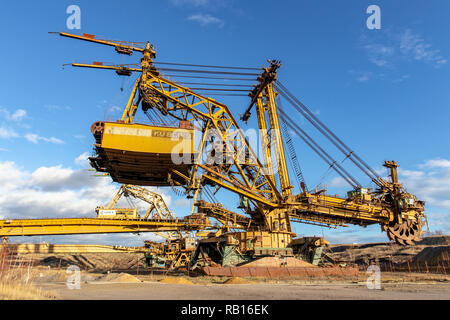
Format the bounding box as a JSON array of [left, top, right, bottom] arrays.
[[201, 266, 359, 278]]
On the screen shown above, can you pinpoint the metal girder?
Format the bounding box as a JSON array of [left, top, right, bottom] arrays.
[[264, 83, 292, 197], [59, 32, 148, 54], [4, 243, 149, 254], [137, 72, 282, 205], [60, 32, 427, 246], [107, 184, 174, 219], [195, 200, 251, 230], [0, 217, 212, 237]]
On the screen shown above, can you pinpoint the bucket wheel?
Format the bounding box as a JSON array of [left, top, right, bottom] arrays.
[[382, 218, 425, 245]]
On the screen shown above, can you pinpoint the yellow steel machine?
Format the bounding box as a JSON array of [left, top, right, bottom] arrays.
[[96, 184, 199, 268], [143, 236, 197, 269], [0, 32, 426, 269], [96, 184, 174, 219], [0, 184, 211, 236], [55, 32, 426, 255], [0, 184, 208, 270], [90, 122, 195, 186]]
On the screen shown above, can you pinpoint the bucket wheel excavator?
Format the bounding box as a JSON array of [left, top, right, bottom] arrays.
[[53, 32, 426, 264]]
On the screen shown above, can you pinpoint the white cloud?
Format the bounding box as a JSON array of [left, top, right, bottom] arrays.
[[170, 0, 211, 7], [399, 29, 447, 66], [319, 158, 450, 238], [24, 133, 38, 143], [44, 104, 71, 111], [10, 109, 26, 121], [419, 158, 450, 169], [0, 155, 180, 245], [424, 211, 450, 233], [396, 160, 450, 235], [0, 161, 29, 190], [361, 29, 447, 70], [109, 105, 121, 113], [188, 13, 224, 27], [175, 198, 191, 208], [0, 127, 18, 139], [25, 133, 64, 144], [348, 70, 372, 83], [0, 162, 117, 220], [74, 152, 91, 167], [44, 104, 61, 110], [29, 165, 92, 191], [357, 73, 370, 82], [1, 108, 63, 144], [0, 107, 27, 122], [364, 43, 394, 67], [399, 158, 450, 210], [327, 177, 348, 188], [0, 158, 172, 222], [399, 169, 424, 179], [392, 74, 410, 83]]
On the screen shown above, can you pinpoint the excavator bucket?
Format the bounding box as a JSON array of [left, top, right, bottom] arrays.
[[89, 121, 196, 186]]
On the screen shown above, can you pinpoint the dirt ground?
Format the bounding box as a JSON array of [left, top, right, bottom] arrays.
[[38, 280, 450, 300], [32, 269, 450, 300], [6, 235, 450, 300], [328, 235, 450, 266], [10, 235, 448, 274]]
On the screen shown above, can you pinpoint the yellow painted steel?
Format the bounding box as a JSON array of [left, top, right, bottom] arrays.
[[59, 32, 145, 53], [133, 69, 397, 231], [59, 33, 426, 249], [222, 230, 293, 255], [290, 193, 389, 225], [71, 63, 142, 72], [97, 208, 138, 219], [265, 83, 292, 198], [121, 78, 141, 124], [0, 218, 211, 237], [5, 243, 149, 254], [138, 73, 282, 203], [256, 96, 276, 197], [101, 122, 194, 155], [100, 184, 174, 220]]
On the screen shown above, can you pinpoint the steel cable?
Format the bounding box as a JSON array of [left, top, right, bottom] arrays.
[[157, 67, 259, 76], [177, 82, 253, 88], [278, 108, 360, 189], [276, 83, 379, 183], [187, 88, 250, 92], [163, 74, 256, 81], [154, 61, 261, 71]]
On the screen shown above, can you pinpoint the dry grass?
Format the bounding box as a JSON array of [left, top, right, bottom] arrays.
[[0, 246, 57, 300], [0, 281, 56, 300]]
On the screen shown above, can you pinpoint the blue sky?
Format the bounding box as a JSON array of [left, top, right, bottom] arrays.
[[0, 0, 449, 245]]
